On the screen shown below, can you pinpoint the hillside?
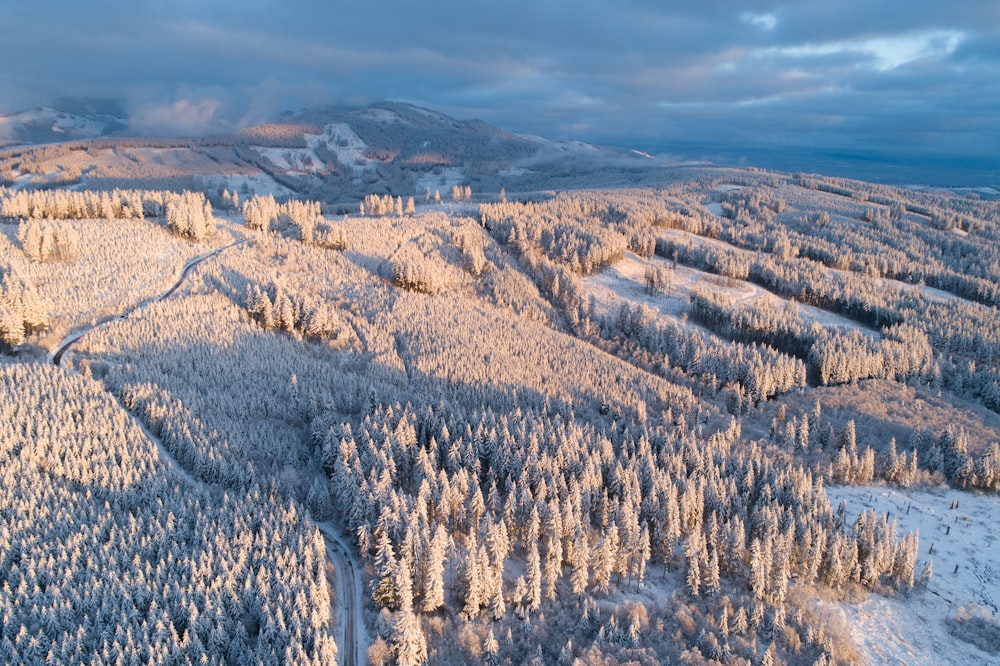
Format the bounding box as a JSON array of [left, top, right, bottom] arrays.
[[0, 101, 662, 205], [1, 109, 999, 665]]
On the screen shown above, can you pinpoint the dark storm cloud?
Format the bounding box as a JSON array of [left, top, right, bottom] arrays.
[[1, 0, 997, 168]]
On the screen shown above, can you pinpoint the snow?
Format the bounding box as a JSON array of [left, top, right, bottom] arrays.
[[0, 107, 111, 145], [317, 522, 367, 666], [797, 302, 879, 337], [713, 184, 743, 192], [203, 173, 298, 199], [584, 250, 874, 338], [705, 202, 724, 216], [414, 166, 467, 196], [359, 107, 402, 123], [824, 484, 1000, 666], [920, 284, 962, 303], [306, 123, 371, 177], [583, 252, 704, 321], [258, 147, 325, 174]]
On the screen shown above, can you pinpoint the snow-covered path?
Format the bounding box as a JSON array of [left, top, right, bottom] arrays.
[[318, 522, 367, 666], [51, 235, 249, 365]]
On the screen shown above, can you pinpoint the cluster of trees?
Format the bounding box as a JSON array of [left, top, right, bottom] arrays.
[[240, 194, 345, 249], [793, 173, 1000, 235], [768, 398, 1000, 492], [1, 212, 220, 347], [643, 264, 673, 295], [1, 187, 165, 220], [164, 192, 214, 240], [361, 193, 416, 218], [245, 282, 350, 342], [318, 392, 915, 664], [243, 193, 318, 232], [0, 274, 50, 350], [687, 288, 935, 387], [718, 182, 1000, 308], [610, 301, 806, 405], [910, 426, 1000, 491], [16, 219, 80, 262], [218, 188, 241, 211], [451, 185, 472, 202], [391, 250, 450, 295], [657, 232, 1000, 413], [480, 198, 634, 276], [0, 360, 338, 665]]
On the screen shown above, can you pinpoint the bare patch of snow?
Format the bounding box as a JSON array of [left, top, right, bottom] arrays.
[[583, 252, 701, 321], [823, 485, 1000, 666], [204, 173, 298, 199], [920, 284, 962, 303], [583, 251, 875, 339], [713, 184, 743, 192], [797, 302, 879, 337], [359, 107, 401, 123], [706, 202, 724, 217], [309, 123, 371, 177], [258, 147, 324, 174], [413, 166, 466, 196]]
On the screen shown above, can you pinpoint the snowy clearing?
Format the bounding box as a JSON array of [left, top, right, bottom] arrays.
[[259, 146, 325, 174], [413, 166, 467, 196], [583, 252, 708, 321], [824, 484, 1000, 666], [307, 123, 370, 176], [583, 251, 874, 337], [204, 173, 299, 199]]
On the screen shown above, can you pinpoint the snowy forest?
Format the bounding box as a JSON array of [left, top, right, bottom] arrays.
[[2, 163, 1000, 665]]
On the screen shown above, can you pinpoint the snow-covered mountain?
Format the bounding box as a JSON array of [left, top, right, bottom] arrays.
[[0, 101, 663, 201], [0, 100, 126, 147]]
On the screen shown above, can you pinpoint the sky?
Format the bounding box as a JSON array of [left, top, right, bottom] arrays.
[[2, 1, 998, 180]]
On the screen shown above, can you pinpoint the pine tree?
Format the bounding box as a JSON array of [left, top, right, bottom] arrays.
[[462, 530, 484, 618], [372, 522, 399, 609], [685, 533, 702, 596], [483, 629, 500, 666], [390, 607, 427, 666], [705, 548, 720, 596], [422, 525, 447, 612], [396, 542, 415, 613], [591, 524, 618, 595], [526, 539, 542, 612], [570, 527, 590, 595], [749, 538, 767, 600]]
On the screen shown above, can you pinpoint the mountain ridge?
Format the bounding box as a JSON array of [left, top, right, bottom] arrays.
[[0, 99, 664, 203]]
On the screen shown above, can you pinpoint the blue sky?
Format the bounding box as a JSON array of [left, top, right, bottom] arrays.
[[2, 1, 998, 175]]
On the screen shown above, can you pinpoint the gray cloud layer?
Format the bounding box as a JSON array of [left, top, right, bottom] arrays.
[[3, 1, 998, 173]]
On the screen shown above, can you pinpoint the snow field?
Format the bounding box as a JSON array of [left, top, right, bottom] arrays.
[[825, 484, 1000, 665]]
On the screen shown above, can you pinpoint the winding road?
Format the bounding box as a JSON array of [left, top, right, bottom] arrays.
[[45, 230, 365, 664], [318, 523, 366, 666], [52, 237, 248, 366]]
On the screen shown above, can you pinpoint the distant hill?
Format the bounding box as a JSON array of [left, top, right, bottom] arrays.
[[0, 100, 664, 203], [0, 99, 126, 147]]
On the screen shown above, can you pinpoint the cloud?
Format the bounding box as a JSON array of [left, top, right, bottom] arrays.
[[128, 99, 227, 137], [0, 0, 997, 178], [741, 12, 777, 32], [762, 29, 964, 71]]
